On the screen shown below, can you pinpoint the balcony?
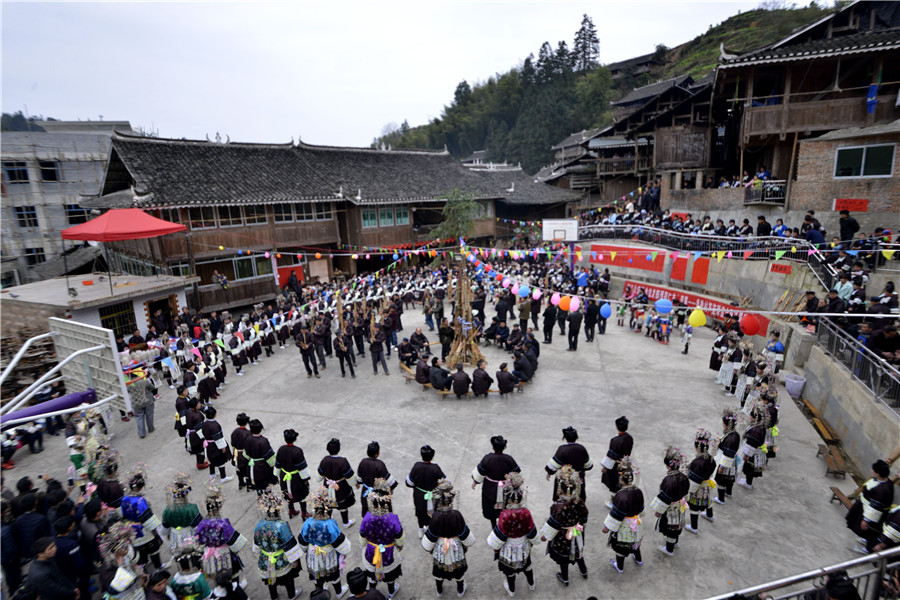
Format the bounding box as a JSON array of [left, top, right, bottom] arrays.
[[596, 155, 652, 176], [744, 180, 787, 205], [743, 94, 898, 138], [189, 275, 278, 312]]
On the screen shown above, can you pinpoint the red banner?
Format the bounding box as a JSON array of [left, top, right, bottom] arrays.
[[585, 244, 667, 273], [833, 198, 868, 212], [624, 280, 770, 336], [770, 263, 792, 274]]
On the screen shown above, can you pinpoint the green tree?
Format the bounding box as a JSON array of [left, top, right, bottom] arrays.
[[575, 67, 614, 127], [572, 14, 600, 71], [431, 189, 481, 242]]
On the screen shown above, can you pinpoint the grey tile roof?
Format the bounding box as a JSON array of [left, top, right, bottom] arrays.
[[611, 75, 693, 106], [551, 128, 603, 150], [85, 133, 509, 209], [478, 168, 582, 205], [27, 245, 102, 281], [719, 28, 900, 68], [461, 150, 489, 163]]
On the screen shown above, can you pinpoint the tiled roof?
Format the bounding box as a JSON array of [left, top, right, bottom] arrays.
[[477, 168, 582, 205], [720, 28, 900, 68], [84, 133, 509, 208], [27, 245, 102, 282], [551, 128, 603, 150], [461, 150, 489, 162], [611, 75, 693, 106]]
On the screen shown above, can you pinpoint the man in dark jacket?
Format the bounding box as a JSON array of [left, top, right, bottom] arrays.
[[53, 517, 88, 600], [542, 304, 558, 344], [512, 351, 534, 382], [12, 493, 50, 560], [584, 298, 600, 342], [496, 363, 519, 395], [429, 357, 452, 390], [567, 307, 584, 351], [495, 295, 509, 325], [838, 209, 860, 242], [438, 318, 454, 361], [27, 537, 79, 600], [756, 215, 772, 237], [415, 357, 430, 384], [504, 323, 523, 351], [451, 364, 471, 398], [493, 321, 510, 348], [471, 360, 493, 397]]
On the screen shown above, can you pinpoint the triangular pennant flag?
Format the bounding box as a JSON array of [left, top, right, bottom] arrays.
[[807, 249, 817, 256], [693, 251, 702, 261], [883, 249, 896, 261], [161, 357, 174, 369], [672, 251, 679, 260], [743, 250, 753, 260], [847, 249, 859, 256], [610, 251, 617, 261], [576, 251, 582, 261], [651, 251, 658, 261], [591, 251, 597, 261], [235, 331, 244, 342], [270, 318, 277, 326], [214, 339, 226, 349], [774, 250, 786, 261], [191, 347, 202, 358], [716, 250, 725, 263], [254, 324, 260, 333]]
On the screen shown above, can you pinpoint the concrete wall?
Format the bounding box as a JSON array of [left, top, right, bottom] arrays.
[[575, 240, 823, 310], [801, 343, 899, 474]]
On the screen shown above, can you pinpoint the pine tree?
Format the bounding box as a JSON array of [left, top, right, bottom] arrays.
[[572, 14, 600, 72]]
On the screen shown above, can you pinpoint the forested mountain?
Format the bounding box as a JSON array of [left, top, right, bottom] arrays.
[[372, 4, 831, 174]]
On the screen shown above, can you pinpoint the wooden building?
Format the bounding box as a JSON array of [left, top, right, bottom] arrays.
[[714, 0, 900, 203]]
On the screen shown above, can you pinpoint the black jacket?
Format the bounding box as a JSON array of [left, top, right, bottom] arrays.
[[27, 558, 77, 600]]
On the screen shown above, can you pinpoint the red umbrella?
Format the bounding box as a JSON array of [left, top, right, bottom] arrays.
[[61, 208, 186, 294]]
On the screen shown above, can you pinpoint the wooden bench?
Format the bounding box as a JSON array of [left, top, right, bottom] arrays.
[[830, 486, 853, 509], [813, 418, 840, 445], [801, 397, 823, 420], [823, 448, 847, 478], [816, 444, 830, 458]]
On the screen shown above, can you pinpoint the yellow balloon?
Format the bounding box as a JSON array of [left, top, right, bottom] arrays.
[[688, 309, 707, 328], [218, 245, 224, 250]]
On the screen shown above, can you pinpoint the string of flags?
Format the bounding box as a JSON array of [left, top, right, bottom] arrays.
[[495, 218, 542, 227]]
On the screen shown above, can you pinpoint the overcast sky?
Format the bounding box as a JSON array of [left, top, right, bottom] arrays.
[[2, 1, 762, 147]]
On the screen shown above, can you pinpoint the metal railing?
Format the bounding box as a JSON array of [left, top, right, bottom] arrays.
[[817, 317, 900, 413], [705, 546, 900, 600], [744, 179, 787, 205]]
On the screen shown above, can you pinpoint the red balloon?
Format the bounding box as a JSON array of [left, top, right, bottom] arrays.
[[739, 314, 759, 336]]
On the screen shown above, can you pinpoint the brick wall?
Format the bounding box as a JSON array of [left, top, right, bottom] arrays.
[[791, 132, 900, 228]]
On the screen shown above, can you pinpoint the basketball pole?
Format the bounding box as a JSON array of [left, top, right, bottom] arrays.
[[569, 241, 575, 276]]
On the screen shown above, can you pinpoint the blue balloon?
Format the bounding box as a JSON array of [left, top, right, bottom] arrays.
[[518, 285, 530, 297], [646, 254, 652, 261], [392, 253, 399, 260], [655, 298, 673, 314], [600, 303, 612, 319]]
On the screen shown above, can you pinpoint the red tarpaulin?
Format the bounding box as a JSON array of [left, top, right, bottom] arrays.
[[61, 208, 185, 241]]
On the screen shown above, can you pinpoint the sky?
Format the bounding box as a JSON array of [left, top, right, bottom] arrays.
[[2, 1, 762, 147]]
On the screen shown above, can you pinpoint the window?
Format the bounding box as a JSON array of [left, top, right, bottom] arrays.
[[14, 206, 38, 228], [2, 161, 29, 184], [217, 206, 243, 227], [834, 144, 895, 178], [188, 207, 216, 229], [379, 206, 394, 226], [477, 200, 493, 218], [315, 202, 333, 221], [65, 204, 89, 225], [160, 208, 180, 224], [234, 257, 254, 280], [24, 247, 46, 265], [296, 203, 314, 221], [244, 205, 267, 225], [98, 300, 137, 339], [255, 255, 273, 276], [395, 205, 410, 226], [273, 204, 294, 223], [362, 207, 378, 228], [39, 161, 60, 182]]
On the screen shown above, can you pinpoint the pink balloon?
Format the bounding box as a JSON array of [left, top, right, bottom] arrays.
[[502, 278, 510, 288], [569, 296, 581, 312], [511, 283, 519, 295], [532, 288, 542, 300], [550, 292, 561, 306]]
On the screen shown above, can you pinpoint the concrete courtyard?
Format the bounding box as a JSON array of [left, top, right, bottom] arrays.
[[8, 309, 859, 599]]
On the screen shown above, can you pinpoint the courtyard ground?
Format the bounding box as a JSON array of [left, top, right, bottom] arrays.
[[6, 309, 858, 599]]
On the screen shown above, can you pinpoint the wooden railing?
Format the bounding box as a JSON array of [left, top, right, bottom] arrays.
[[595, 155, 652, 175], [743, 94, 898, 138]]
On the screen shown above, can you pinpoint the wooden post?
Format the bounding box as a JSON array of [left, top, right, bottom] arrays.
[[785, 131, 799, 211]]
